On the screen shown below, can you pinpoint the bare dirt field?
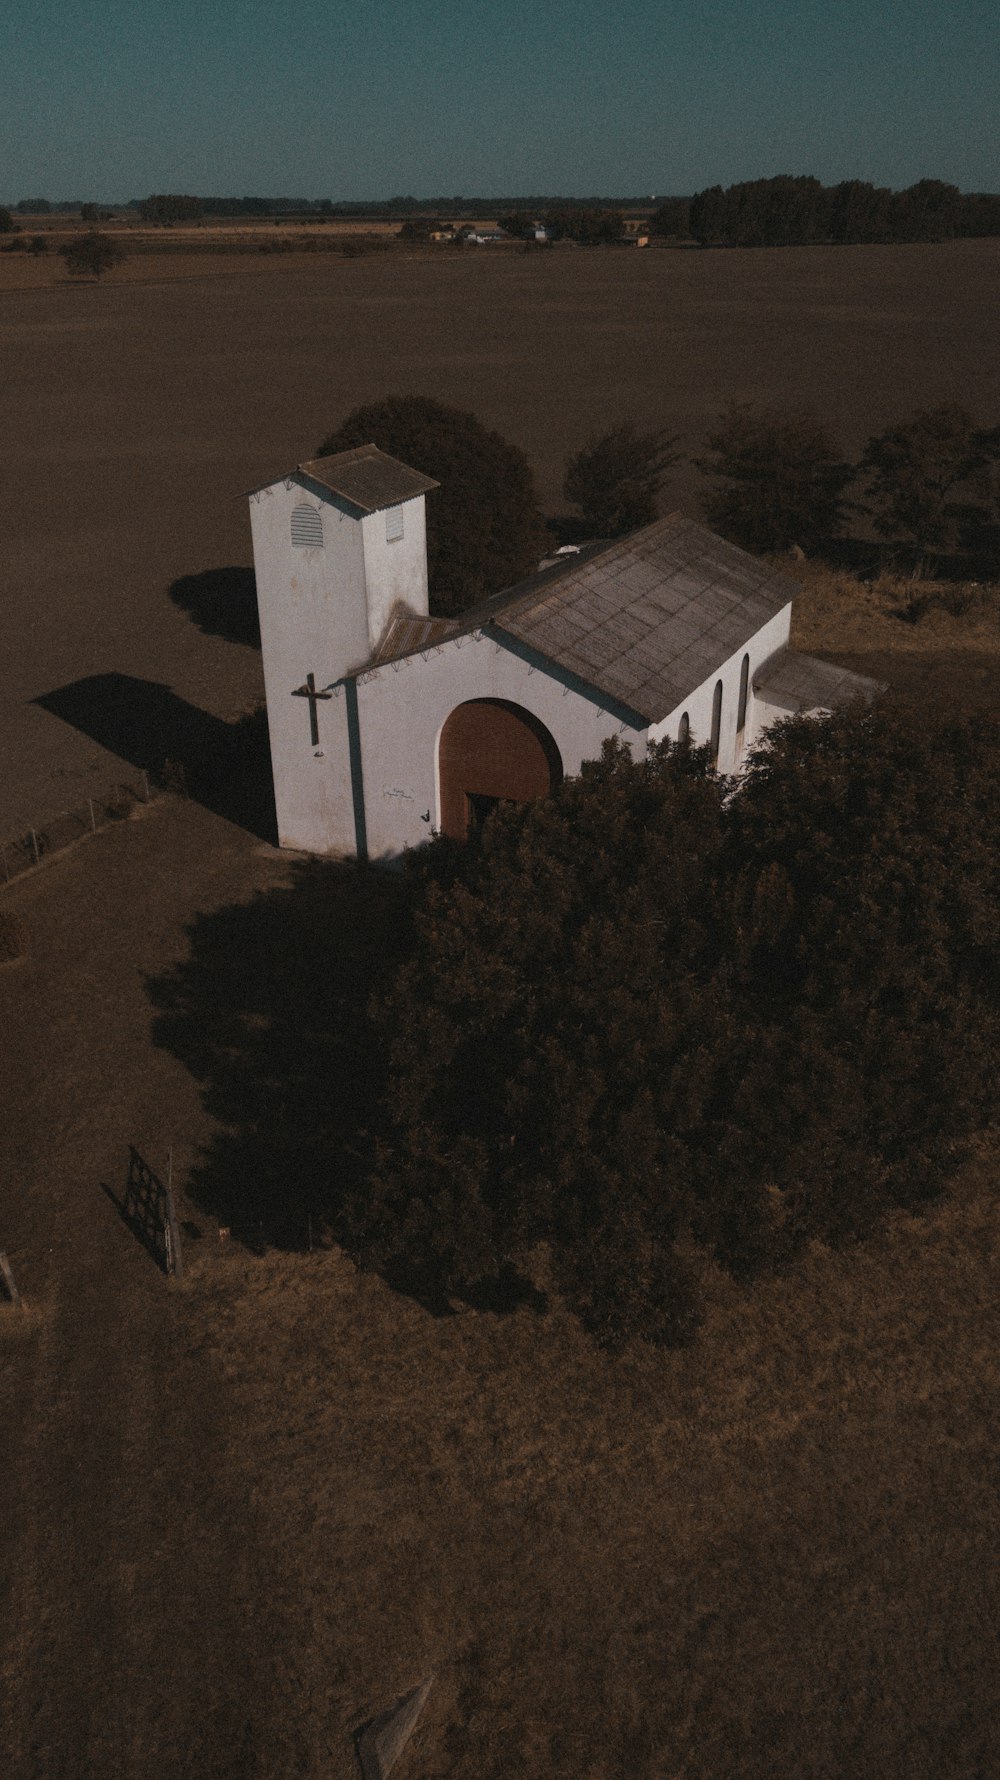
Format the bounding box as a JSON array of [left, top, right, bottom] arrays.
[[3, 237, 1000, 834]]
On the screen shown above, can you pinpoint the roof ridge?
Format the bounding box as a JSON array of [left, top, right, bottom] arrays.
[[301, 441, 380, 471]]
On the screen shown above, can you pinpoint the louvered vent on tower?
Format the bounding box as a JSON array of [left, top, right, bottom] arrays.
[[290, 503, 324, 548]]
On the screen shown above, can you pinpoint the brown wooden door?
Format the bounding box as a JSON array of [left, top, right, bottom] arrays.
[[438, 699, 562, 839]]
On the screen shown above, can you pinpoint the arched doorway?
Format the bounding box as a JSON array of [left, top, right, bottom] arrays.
[[438, 699, 562, 839]]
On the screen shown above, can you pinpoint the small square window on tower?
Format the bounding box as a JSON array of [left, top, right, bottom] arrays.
[[385, 504, 405, 543]]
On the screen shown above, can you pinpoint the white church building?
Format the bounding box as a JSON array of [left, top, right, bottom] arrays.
[[248, 444, 878, 860]]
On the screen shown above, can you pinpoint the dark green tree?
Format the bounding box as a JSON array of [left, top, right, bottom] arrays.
[[342, 698, 1000, 1345], [0, 207, 14, 234], [497, 210, 534, 239], [138, 193, 202, 223], [542, 208, 622, 245], [956, 192, 1000, 237], [688, 185, 727, 245], [684, 174, 997, 247], [889, 179, 960, 241], [59, 230, 126, 279], [397, 216, 442, 240], [347, 739, 725, 1343], [317, 396, 547, 617], [828, 179, 893, 243], [649, 197, 691, 238], [698, 402, 853, 553], [715, 699, 1000, 1256], [563, 422, 681, 536], [858, 404, 995, 566]]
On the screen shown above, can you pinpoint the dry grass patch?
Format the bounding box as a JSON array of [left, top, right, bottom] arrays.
[[792, 557, 998, 650], [788, 557, 1000, 713], [188, 1134, 1000, 1777]]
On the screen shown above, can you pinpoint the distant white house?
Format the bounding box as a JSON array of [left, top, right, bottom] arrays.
[[248, 445, 879, 861]]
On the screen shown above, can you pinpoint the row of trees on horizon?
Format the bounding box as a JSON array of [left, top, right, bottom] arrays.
[[6, 177, 1000, 244]]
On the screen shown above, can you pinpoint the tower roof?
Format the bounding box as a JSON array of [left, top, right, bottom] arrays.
[[296, 444, 438, 513]]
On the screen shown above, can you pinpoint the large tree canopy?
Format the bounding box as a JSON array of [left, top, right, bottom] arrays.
[[317, 395, 547, 618], [698, 402, 853, 553], [59, 230, 125, 280], [344, 700, 1000, 1345], [858, 404, 997, 564], [563, 421, 681, 537]]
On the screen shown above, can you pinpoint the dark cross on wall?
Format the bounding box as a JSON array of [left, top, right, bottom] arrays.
[[292, 672, 332, 746]]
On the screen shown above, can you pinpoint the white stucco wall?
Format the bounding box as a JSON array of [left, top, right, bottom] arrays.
[[249, 473, 430, 853], [250, 476, 797, 862], [647, 604, 793, 772], [360, 501, 430, 645], [353, 629, 647, 860]]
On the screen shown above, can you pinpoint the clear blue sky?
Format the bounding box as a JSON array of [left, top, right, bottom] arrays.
[[3, 0, 998, 200]]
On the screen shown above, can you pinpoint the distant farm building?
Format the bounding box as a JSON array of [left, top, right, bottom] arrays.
[[248, 445, 879, 860]]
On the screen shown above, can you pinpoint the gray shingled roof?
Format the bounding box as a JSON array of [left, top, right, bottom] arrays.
[[364, 514, 800, 721], [485, 514, 798, 722], [754, 648, 885, 710], [296, 444, 439, 513]]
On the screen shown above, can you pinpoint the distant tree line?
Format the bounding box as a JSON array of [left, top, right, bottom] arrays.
[[129, 181, 1000, 242], [137, 193, 204, 223], [11, 182, 1000, 242], [651, 177, 1000, 246], [498, 208, 628, 244]]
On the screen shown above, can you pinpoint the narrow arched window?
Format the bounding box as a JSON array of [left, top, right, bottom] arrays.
[[290, 503, 324, 549], [678, 712, 690, 747], [737, 654, 750, 736], [710, 679, 723, 765]]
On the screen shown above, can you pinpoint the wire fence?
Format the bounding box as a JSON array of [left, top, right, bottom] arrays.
[[0, 772, 156, 889]]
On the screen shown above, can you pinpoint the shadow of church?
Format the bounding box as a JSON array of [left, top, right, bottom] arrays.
[[35, 673, 276, 842]]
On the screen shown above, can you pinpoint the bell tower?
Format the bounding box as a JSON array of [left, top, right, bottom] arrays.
[[248, 444, 438, 854]]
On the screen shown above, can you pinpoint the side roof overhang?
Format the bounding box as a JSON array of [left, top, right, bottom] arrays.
[[754, 647, 886, 712]]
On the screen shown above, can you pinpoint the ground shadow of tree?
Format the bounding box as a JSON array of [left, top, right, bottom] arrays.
[[168, 567, 260, 647], [146, 854, 544, 1317]]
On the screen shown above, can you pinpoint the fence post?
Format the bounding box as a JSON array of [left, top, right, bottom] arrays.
[[29, 829, 39, 866], [163, 1148, 184, 1280], [88, 798, 96, 833]]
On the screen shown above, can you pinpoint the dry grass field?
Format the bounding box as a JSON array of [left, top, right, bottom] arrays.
[[1, 789, 998, 1777], [3, 238, 1000, 1776]]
